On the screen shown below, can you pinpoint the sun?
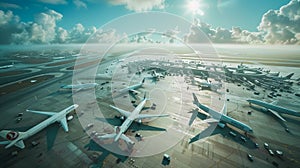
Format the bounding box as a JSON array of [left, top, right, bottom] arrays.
[[186, 0, 204, 16], [187, 0, 200, 13]]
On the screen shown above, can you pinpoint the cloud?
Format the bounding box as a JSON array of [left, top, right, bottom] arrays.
[[106, 0, 165, 12], [73, 0, 87, 8], [0, 10, 23, 44], [0, 8, 127, 44], [231, 27, 262, 44], [34, 9, 63, 42], [55, 27, 68, 43], [0, 2, 21, 9], [258, 0, 300, 44], [37, 0, 67, 5], [163, 27, 180, 43], [184, 1, 300, 45], [184, 19, 263, 44], [9, 9, 63, 44], [184, 19, 214, 43]]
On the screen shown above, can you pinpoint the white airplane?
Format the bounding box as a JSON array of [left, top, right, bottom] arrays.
[[119, 78, 145, 95], [0, 64, 14, 69], [151, 70, 165, 78], [0, 104, 78, 149], [147, 70, 165, 82], [199, 80, 222, 91], [61, 83, 99, 92], [98, 95, 169, 144], [266, 72, 294, 80], [82, 73, 112, 80], [95, 73, 112, 80], [190, 93, 253, 133], [247, 99, 300, 122]]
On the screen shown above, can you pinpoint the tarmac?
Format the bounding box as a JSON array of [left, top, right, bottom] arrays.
[[0, 44, 299, 168]]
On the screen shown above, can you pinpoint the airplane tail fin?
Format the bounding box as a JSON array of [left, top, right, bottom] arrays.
[[192, 93, 200, 106], [284, 73, 294, 79], [0, 130, 26, 149], [0, 130, 20, 140], [143, 92, 151, 101]]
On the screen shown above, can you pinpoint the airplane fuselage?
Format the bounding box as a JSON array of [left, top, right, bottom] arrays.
[[247, 99, 300, 117], [62, 83, 98, 90], [114, 99, 147, 141], [196, 102, 253, 133]]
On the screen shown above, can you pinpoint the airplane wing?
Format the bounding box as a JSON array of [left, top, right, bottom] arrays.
[[109, 105, 131, 118], [203, 118, 219, 124], [189, 122, 218, 144], [59, 117, 69, 132], [188, 109, 198, 126], [129, 89, 141, 95], [98, 133, 116, 139], [268, 109, 286, 122], [270, 100, 278, 105], [120, 134, 135, 145], [26, 110, 56, 116], [137, 113, 169, 120], [221, 103, 227, 115], [14, 140, 25, 149], [74, 88, 82, 92]]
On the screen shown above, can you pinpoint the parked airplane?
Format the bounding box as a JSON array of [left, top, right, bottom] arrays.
[[145, 70, 165, 83], [0, 104, 78, 149], [95, 73, 112, 80], [119, 78, 145, 94], [189, 93, 253, 134], [266, 73, 294, 80], [61, 82, 99, 92], [98, 95, 169, 144], [199, 80, 222, 91], [0, 64, 14, 69], [247, 99, 300, 122], [82, 73, 112, 80]]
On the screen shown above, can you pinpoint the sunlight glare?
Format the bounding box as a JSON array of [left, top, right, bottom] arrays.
[[186, 0, 204, 16]]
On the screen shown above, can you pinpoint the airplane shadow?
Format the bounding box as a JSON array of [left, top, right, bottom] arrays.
[[189, 125, 258, 149], [46, 124, 60, 150], [188, 109, 257, 149], [84, 139, 128, 167], [249, 106, 288, 129]]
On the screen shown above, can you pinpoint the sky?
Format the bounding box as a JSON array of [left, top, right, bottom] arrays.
[[0, 0, 299, 45]]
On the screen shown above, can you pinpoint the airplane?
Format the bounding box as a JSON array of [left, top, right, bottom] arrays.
[[0, 62, 14, 70], [189, 93, 253, 136], [0, 104, 78, 149], [145, 70, 165, 83], [0, 64, 14, 69], [95, 73, 112, 80], [81, 73, 112, 80], [266, 73, 294, 80], [199, 80, 222, 91], [98, 95, 169, 145], [247, 99, 300, 122], [118, 78, 145, 95], [151, 70, 165, 79], [60, 82, 99, 92]]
